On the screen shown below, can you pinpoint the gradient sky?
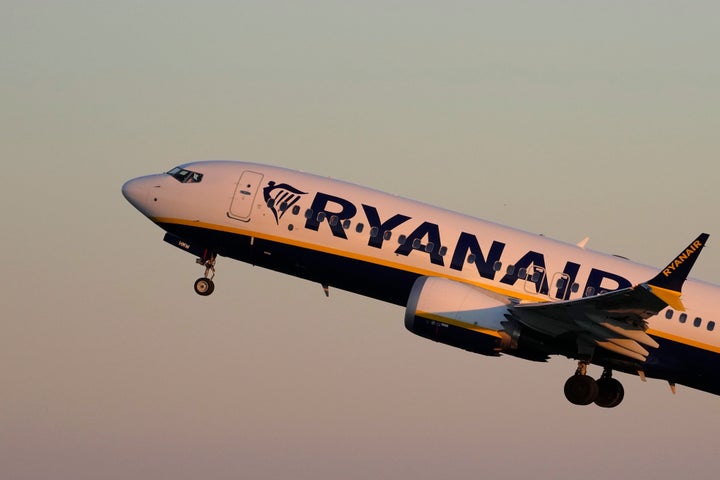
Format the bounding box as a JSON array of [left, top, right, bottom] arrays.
[[3, 1, 720, 479]]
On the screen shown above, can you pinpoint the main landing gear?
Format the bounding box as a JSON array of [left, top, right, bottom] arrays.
[[564, 362, 625, 408], [193, 252, 217, 296]]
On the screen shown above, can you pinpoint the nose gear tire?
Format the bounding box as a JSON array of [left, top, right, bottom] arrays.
[[194, 277, 215, 296]]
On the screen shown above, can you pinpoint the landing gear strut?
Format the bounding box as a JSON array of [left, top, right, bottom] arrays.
[[193, 252, 217, 296], [563, 362, 625, 408]]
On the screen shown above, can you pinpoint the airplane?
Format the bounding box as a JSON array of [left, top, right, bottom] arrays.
[[122, 161, 720, 407]]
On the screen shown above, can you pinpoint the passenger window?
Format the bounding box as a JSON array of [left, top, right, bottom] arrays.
[[342, 219, 351, 229], [439, 246, 448, 256], [506, 265, 515, 276], [304, 209, 313, 219], [493, 261, 502, 272], [585, 287, 595, 296], [556, 277, 567, 289], [708, 321, 716, 332], [425, 242, 434, 253], [370, 226, 379, 238], [329, 215, 339, 227], [267, 198, 275, 208], [383, 230, 392, 241], [398, 234, 407, 245], [517, 267, 527, 279], [356, 223, 364, 233], [467, 254, 476, 264], [316, 212, 326, 222], [571, 283, 580, 293], [279, 202, 288, 212], [665, 309, 674, 320], [679, 313, 687, 324], [694, 317, 702, 328], [292, 205, 300, 215], [412, 238, 422, 249]]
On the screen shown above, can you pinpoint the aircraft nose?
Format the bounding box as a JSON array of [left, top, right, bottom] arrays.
[[122, 177, 147, 209], [122, 175, 160, 216]]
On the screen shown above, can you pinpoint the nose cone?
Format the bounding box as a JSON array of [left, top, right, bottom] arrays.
[[122, 174, 161, 216], [122, 177, 145, 208]]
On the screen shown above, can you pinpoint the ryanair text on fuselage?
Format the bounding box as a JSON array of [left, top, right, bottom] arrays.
[[294, 190, 632, 300]]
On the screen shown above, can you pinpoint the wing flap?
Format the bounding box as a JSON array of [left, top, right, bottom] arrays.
[[588, 315, 660, 349], [510, 310, 582, 337], [594, 340, 647, 362], [575, 318, 649, 355]]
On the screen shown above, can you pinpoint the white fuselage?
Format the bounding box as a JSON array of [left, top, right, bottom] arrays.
[[122, 161, 720, 399]]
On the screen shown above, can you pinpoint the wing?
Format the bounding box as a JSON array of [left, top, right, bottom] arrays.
[[509, 233, 709, 362]]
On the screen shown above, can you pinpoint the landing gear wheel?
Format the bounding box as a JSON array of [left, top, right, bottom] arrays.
[[564, 375, 599, 405], [194, 277, 215, 296], [595, 377, 624, 408], [193, 251, 217, 296]]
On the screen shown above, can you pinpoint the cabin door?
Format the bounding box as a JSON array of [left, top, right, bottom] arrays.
[[524, 265, 546, 295], [229, 170, 264, 221], [551, 272, 572, 300]]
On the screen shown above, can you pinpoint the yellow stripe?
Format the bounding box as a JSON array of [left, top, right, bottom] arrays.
[[416, 310, 503, 338], [646, 328, 720, 354]]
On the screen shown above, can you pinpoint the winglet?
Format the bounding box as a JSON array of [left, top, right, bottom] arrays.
[[648, 286, 685, 311], [646, 233, 709, 310]]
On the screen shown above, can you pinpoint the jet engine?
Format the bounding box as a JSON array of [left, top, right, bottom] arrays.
[[404, 276, 517, 356]]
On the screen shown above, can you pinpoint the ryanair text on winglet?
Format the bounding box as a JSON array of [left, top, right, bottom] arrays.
[[662, 240, 704, 277]]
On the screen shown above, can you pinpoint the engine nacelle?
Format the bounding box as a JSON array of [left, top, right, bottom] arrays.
[[404, 276, 515, 356]]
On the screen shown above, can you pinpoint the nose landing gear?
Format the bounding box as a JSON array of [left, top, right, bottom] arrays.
[[194, 277, 214, 296], [193, 252, 217, 296]]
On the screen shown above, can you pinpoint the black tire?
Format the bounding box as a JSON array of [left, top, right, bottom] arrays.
[[194, 277, 215, 296], [564, 375, 599, 405], [594, 377, 625, 408]]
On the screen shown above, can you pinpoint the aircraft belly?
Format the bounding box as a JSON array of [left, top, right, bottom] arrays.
[[248, 237, 419, 305], [643, 336, 720, 395], [158, 222, 418, 306]]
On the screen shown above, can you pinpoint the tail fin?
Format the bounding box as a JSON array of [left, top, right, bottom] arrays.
[[646, 233, 709, 310]]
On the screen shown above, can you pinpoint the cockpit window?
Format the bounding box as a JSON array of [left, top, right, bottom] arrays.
[[167, 167, 203, 183]]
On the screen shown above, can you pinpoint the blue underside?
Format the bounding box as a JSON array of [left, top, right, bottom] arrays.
[[159, 222, 720, 396]]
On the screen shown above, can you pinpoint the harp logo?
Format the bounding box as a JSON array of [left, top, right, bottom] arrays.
[[263, 181, 307, 224]]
